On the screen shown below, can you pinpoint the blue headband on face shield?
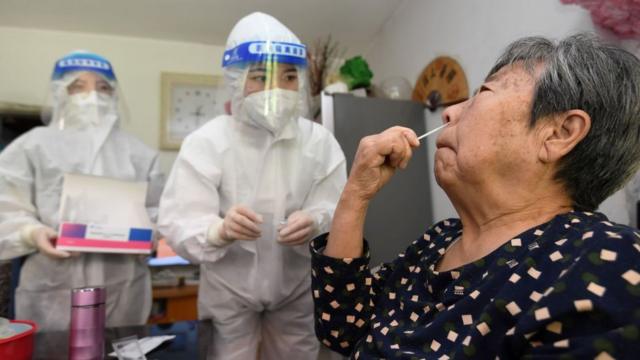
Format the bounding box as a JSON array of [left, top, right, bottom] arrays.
[[52, 52, 116, 81], [222, 41, 307, 68]]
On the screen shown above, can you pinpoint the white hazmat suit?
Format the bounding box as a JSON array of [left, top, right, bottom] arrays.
[[158, 12, 347, 359], [0, 51, 164, 331]]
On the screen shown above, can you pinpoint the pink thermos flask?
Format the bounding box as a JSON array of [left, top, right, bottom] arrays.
[[69, 286, 106, 360]]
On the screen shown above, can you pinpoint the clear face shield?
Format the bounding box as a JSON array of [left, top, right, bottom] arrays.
[[45, 71, 128, 132], [42, 52, 129, 132], [223, 41, 310, 134]]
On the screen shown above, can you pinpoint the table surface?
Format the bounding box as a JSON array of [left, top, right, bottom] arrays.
[[34, 320, 213, 360], [152, 284, 198, 299]]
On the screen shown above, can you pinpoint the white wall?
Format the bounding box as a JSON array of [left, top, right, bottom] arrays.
[[0, 26, 225, 174], [365, 0, 640, 225]]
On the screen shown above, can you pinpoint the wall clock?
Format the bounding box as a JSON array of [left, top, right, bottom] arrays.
[[412, 56, 469, 111], [160, 72, 225, 150]]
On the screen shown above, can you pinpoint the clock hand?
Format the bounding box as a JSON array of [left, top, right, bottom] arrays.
[[189, 106, 205, 118], [194, 105, 204, 117]]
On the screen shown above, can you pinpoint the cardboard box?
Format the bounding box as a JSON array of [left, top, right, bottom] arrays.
[[56, 173, 154, 254]]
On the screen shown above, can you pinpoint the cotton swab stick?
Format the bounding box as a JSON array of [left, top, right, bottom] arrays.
[[417, 123, 448, 141]]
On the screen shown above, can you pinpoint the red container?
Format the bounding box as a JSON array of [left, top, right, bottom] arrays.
[[0, 320, 37, 360]]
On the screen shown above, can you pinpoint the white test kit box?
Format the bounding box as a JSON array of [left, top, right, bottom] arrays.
[[56, 173, 154, 254]]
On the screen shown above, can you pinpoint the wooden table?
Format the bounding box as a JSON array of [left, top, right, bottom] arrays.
[[150, 284, 198, 324]]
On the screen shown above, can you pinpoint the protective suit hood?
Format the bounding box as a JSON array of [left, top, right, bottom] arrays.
[[45, 50, 130, 164], [222, 12, 310, 135]]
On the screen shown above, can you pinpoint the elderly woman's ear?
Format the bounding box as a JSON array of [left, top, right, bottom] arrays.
[[538, 109, 591, 163]]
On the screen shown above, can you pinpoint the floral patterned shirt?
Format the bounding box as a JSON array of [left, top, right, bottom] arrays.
[[310, 211, 640, 359]]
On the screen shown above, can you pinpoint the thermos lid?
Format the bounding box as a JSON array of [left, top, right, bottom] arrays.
[[71, 286, 106, 306]]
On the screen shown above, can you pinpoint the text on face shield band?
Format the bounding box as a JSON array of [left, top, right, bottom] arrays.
[[53, 54, 116, 80], [222, 41, 307, 67]]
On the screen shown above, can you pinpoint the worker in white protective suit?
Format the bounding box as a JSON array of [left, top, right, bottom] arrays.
[[0, 51, 164, 331], [158, 12, 347, 360]]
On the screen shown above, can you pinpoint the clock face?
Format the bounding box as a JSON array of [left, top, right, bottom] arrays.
[[167, 84, 225, 143], [412, 56, 469, 111]]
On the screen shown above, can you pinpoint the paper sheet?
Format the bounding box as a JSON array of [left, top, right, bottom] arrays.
[[108, 335, 176, 358], [59, 173, 152, 228]]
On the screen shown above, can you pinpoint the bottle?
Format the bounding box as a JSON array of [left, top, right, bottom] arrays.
[[69, 286, 106, 360]]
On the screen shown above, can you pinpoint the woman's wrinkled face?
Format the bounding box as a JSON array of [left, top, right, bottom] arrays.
[[243, 62, 299, 96], [434, 63, 541, 193], [66, 71, 114, 96]]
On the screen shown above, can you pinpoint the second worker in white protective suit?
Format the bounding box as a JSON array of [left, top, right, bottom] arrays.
[[0, 51, 164, 331], [158, 12, 347, 360]]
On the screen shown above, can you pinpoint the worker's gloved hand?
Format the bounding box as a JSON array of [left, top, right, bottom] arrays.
[[218, 205, 263, 243], [278, 211, 316, 246], [22, 225, 73, 259]]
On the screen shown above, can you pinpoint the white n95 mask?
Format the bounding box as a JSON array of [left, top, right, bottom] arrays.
[[60, 91, 118, 130], [242, 88, 299, 133]]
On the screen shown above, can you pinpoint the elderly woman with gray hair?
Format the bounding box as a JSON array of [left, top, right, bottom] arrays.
[[311, 33, 640, 359]]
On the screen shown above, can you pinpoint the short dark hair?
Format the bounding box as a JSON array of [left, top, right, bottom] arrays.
[[488, 33, 640, 210]]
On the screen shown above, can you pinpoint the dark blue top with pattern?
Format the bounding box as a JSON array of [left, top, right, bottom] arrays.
[[310, 211, 640, 359]]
